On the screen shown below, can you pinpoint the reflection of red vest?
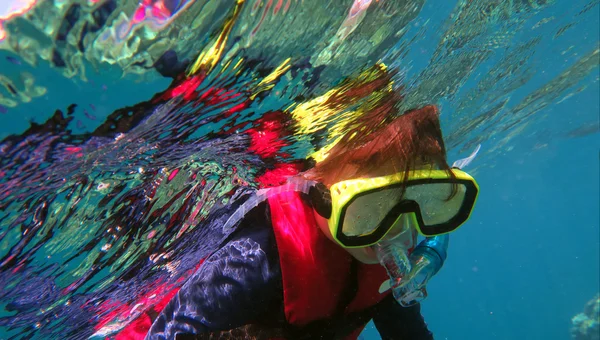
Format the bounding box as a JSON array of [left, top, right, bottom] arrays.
[[268, 191, 390, 339]]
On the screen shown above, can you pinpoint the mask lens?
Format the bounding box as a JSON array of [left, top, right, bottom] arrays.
[[403, 182, 467, 226], [341, 187, 405, 237], [339, 182, 471, 240]]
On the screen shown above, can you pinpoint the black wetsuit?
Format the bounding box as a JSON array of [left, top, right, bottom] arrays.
[[146, 202, 434, 340]]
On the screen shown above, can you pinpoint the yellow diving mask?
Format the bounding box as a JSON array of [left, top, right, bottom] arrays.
[[310, 168, 479, 248]]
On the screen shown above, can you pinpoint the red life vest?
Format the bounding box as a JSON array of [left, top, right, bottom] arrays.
[[267, 190, 391, 338], [113, 189, 390, 340]]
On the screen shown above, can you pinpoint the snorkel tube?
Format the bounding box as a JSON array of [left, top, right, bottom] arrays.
[[395, 234, 449, 307], [374, 221, 449, 307]]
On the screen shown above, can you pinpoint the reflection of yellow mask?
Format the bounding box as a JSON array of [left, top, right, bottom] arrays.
[[324, 169, 479, 248]]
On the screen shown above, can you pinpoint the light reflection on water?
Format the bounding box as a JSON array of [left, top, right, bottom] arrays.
[[0, 0, 597, 338]]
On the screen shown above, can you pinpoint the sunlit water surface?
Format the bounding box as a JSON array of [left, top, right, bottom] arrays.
[[0, 0, 598, 339]]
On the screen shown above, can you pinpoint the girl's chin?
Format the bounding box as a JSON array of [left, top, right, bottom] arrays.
[[346, 246, 379, 264]]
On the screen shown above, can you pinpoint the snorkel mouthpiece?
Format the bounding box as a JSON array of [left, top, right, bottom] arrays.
[[376, 234, 449, 307], [374, 216, 417, 300], [375, 241, 412, 292]]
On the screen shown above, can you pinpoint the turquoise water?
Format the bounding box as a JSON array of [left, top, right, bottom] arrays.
[[0, 0, 598, 339]]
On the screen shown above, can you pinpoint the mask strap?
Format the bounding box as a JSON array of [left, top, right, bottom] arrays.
[[222, 178, 328, 231], [308, 182, 332, 219]]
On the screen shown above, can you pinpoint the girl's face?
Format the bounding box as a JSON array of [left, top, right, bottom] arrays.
[[314, 163, 432, 264], [313, 209, 419, 264], [312, 160, 423, 264], [313, 211, 380, 264]]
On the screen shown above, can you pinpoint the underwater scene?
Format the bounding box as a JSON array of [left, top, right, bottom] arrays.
[[0, 0, 598, 339]]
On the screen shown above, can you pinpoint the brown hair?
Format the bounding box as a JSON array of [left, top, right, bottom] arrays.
[[303, 105, 450, 187]]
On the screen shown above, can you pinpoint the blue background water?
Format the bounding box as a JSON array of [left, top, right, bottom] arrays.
[[0, 0, 598, 339]]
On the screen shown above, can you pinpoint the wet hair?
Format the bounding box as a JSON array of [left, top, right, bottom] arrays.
[[303, 105, 451, 188]]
